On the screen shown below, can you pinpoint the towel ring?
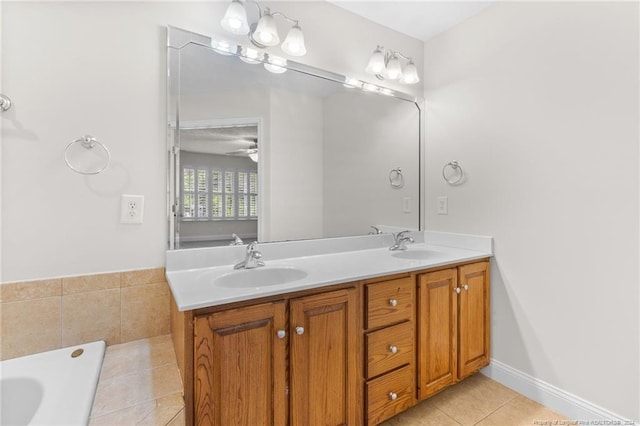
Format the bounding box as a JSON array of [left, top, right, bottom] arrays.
[[64, 135, 111, 175], [389, 167, 404, 188], [442, 161, 464, 185], [0, 94, 11, 112]]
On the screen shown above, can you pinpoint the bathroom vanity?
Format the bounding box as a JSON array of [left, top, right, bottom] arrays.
[[166, 233, 491, 425]]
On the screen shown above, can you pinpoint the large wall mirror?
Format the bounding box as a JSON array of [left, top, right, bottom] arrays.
[[167, 27, 423, 249]]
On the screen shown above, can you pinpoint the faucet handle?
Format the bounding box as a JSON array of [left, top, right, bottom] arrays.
[[229, 233, 244, 246], [369, 226, 382, 235], [247, 241, 259, 252]]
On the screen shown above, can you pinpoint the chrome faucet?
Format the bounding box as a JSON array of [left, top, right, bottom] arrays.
[[389, 230, 414, 251], [229, 233, 244, 246], [369, 226, 382, 235], [234, 241, 265, 269]]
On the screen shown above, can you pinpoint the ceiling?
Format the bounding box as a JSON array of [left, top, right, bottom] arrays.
[[327, 1, 493, 42]]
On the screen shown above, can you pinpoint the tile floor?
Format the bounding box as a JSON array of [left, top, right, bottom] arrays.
[[90, 335, 567, 426], [381, 374, 569, 426], [89, 335, 185, 425]]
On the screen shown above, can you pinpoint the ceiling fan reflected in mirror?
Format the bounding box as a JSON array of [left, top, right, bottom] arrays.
[[179, 124, 259, 162], [225, 139, 258, 162]]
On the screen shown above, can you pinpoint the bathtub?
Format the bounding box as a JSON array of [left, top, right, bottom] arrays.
[[0, 341, 106, 426]]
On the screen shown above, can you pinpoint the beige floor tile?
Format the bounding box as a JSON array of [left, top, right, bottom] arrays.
[[91, 363, 183, 418], [166, 408, 185, 426], [476, 395, 569, 426], [89, 400, 156, 425], [428, 374, 518, 425], [380, 399, 461, 426], [100, 334, 177, 380]]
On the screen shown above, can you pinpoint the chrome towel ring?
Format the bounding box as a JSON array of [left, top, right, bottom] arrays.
[[0, 94, 12, 112], [64, 135, 111, 175], [389, 167, 404, 188], [442, 161, 464, 185]]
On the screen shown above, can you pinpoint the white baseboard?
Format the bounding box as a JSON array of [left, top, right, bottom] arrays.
[[481, 359, 637, 425]]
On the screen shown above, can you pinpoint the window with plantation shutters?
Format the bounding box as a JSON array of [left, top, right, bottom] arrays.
[[181, 165, 257, 221]]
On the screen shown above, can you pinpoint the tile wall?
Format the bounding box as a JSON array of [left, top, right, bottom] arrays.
[[0, 267, 170, 360]]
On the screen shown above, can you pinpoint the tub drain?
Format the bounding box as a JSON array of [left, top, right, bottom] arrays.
[[71, 348, 84, 358]]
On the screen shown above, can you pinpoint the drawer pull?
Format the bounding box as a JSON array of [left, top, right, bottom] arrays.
[[388, 299, 398, 307], [295, 326, 305, 335], [276, 329, 286, 339], [388, 345, 398, 354], [389, 392, 398, 401]]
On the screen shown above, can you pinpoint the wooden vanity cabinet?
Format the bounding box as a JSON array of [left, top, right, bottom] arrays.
[[363, 274, 416, 425], [192, 287, 359, 426], [193, 301, 287, 425], [175, 259, 491, 425], [417, 261, 490, 400]]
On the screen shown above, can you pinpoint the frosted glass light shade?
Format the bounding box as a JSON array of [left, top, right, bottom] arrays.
[[220, 0, 249, 35], [264, 56, 287, 74], [253, 13, 280, 46], [366, 48, 386, 75], [281, 25, 307, 56], [384, 55, 403, 80], [400, 61, 420, 84]]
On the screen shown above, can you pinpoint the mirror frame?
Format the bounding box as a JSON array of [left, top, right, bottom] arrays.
[[166, 26, 425, 249]]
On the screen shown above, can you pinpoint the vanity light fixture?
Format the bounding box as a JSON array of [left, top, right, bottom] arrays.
[[220, 0, 307, 57], [264, 55, 287, 74], [365, 45, 420, 85]]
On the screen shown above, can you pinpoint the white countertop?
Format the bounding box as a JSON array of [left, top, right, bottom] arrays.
[[165, 231, 493, 311]]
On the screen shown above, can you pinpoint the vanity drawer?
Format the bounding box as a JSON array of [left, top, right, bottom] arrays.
[[366, 321, 414, 379], [366, 277, 414, 330], [366, 365, 414, 425]]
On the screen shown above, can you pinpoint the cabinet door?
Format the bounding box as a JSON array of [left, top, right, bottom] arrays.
[[289, 288, 359, 426], [458, 261, 490, 379], [194, 301, 287, 426], [417, 268, 458, 399]]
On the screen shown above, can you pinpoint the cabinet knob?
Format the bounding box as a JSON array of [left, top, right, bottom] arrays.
[[388, 299, 398, 307], [389, 345, 398, 354], [462, 284, 469, 291], [389, 392, 398, 401], [276, 329, 286, 339], [295, 326, 305, 335], [454, 287, 461, 294]]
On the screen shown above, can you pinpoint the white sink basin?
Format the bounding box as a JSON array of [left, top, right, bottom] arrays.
[[213, 267, 308, 288], [391, 250, 442, 260]]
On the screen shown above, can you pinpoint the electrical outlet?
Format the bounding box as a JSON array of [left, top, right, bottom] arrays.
[[121, 194, 144, 224], [437, 196, 448, 215]]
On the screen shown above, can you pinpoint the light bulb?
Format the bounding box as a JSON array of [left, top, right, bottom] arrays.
[[400, 61, 420, 84], [281, 24, 307, 56], [252, 12, 280, 46], [384, 55, 402, 80], [220, 0, 249, 35], [366, 47, 386, 75]]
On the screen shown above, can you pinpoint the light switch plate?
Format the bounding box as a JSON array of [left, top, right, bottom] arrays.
[[437, 196, 448, 215]]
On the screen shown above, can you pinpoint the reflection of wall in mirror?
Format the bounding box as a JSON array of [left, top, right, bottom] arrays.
[[179, 151, 257, 247], [180, 87, 325, 243], [323, 92, 420, 237]]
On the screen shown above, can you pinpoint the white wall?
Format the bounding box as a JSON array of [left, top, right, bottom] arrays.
[[268, 88, 324, 241], [0, 1, 423, 282], [423, 2, 639, 420], [323, 91, 420, 236]]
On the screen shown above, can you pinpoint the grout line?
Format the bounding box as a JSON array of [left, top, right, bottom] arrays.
[[471, 393, 519, 425]]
